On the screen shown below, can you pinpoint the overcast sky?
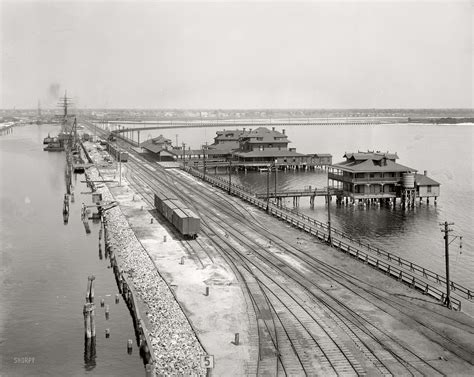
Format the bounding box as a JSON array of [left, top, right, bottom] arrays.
[[1, 1, 472, 109]]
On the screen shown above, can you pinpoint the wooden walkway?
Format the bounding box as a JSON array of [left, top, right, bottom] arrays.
[[184, 166, 473, 309], [255, 188, 342, 199]]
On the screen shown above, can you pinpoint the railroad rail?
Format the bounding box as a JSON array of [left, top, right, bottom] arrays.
[[122, 155, 471, 375], [185, 166, 472, 309], [87, 121, 474, 375]]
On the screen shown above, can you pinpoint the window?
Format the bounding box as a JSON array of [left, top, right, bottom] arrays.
[[427, 185, 432, 193]]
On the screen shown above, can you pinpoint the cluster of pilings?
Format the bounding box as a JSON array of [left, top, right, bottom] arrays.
[[334, 195, 437, 208], [0, 125, 14, 135]]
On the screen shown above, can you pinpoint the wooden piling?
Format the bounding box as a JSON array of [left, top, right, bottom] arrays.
[[83, 303, 95, 338], [234, 333, 240, 345], [145, 363, 154, 377]]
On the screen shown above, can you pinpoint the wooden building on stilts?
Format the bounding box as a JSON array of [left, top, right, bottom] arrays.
[[328, 151, 440, 207]]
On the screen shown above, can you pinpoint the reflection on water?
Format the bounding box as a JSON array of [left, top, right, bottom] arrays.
[[196, 124, 473, 288], [84, 336, 97, 371], [0, 125, 143, 376]]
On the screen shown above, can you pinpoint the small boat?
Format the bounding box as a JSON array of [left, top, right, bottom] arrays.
[[43, 140, 64, 152], [43, 134, 54, 144]]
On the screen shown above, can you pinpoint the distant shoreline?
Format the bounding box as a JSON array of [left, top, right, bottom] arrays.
[[408, 117, 474, 124]]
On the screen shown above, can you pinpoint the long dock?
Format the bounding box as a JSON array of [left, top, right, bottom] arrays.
[[184, 165, 473, 309], [255, 188, 343, 207]]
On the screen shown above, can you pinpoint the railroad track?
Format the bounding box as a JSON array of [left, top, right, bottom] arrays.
[[88, 122, 474, 376]]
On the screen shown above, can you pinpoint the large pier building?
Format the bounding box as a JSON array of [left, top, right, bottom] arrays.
[[328, 151, 440, 206]]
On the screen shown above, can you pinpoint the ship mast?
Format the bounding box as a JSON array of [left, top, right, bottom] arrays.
[[57, 91, 74, 131]]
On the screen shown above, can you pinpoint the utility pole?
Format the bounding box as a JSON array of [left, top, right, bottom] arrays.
[[266, 165, 270, 212], [440, 221, 454, 309], [327, 190, 332, 246], [182, 143, 186, 169], [228, 160, 232, 195], [274, 160, 277, 199], [327, 174, 333, 246], [203, 146, 207, 181], [118, 146, 122, 187]]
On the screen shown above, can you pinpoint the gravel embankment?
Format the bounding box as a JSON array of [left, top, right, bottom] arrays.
[[85, 145, 206, 376]]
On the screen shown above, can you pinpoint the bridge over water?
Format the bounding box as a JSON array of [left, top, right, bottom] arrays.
[[91, 117, 405, 135]]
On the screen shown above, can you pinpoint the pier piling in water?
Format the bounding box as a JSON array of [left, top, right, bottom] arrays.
[[83, 276, 96, 338]]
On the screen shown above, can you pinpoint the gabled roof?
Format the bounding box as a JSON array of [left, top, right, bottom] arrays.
[[140, 135, 172, 149], [208, 141, 240, 152], [333, 158, 416, 173], [313, 153, 332, 158], [415, 173, 440, 186], [142, 144, 178, 155], [240, 127, 290, 144], [344, 152, 399, 161], [214, 129, 243, 141]]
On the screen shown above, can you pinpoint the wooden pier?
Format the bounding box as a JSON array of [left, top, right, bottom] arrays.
[[255, 188, 343, 207]]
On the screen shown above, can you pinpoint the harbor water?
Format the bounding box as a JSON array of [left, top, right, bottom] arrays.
[[0, 125, 144, 376], [146, 123, 474, 289], [1, 121, 473, 375]]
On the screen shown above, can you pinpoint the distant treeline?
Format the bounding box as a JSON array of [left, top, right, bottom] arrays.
[[408, 117, 474, 124]]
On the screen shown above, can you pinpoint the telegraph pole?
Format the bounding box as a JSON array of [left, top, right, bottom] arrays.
[[327, 175, 333, 247], [182, 143, 186, 169], [274, 161, 277, 199], [203, 147, 206, 181], [327, 191, 332, 246], [266, 165, 270, 212], [228, 160, 232, 195], [440, 221, 454, 309]]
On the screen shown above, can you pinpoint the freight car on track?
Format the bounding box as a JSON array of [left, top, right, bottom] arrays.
[[106, 142, 128, 162], [154, 191, 200, 238]]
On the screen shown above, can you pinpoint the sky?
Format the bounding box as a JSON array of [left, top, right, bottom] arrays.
[[0, 0, 472, 109]]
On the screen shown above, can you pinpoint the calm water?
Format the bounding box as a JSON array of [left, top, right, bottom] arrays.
[[128, 122, 474, 288], [0, 125, 143, 376]]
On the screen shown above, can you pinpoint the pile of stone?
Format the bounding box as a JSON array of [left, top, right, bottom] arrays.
[[85, 153, 206, 376]]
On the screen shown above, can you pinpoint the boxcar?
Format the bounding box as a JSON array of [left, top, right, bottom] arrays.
[[154, 190, 200, 238]]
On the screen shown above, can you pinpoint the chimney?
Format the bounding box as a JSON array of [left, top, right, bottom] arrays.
[[282, 129, 286, 135], [424, 170, 427, 176], [243, 127, 246, 131], [272, 127, 275, 131]]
